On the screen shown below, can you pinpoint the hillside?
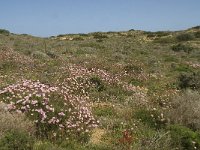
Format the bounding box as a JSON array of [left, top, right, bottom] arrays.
[[0, 27, 200, 149]]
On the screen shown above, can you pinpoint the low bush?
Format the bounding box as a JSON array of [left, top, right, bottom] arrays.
[[0, 29, 10, 36], [178, 72, 200, 90], [154, 37, 175, 44], [57, 34, 66, 37], [134, 109, 166, 129], [94, 106, 115, 117], [0, 61, 18, 71], [90, 76, 106, 92], [0, 102, 35, 138], [163, 55, 178, 62], [33, 141, 64, 150], [169, 125, 200, 150], [72, 37, 84, 41], [0, 130, 35, 150], [124, 64, 143, 74], [32, 51, 49, 59], [171, 43, 193, 53], [195, 31, 200, 38], [176, 33, 194, 41], [60, 140, 86, 150], [173, 64, 192, 73], [138, 130, 172, 150], [191, 26, 200, 30], [46, 50, 58, 59], [167, 90, 200, 130], [92, 33, 108, 40], [129, 78, 143, 86]]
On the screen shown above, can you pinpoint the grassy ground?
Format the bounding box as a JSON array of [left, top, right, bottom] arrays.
[[0, 27, 200, 149]]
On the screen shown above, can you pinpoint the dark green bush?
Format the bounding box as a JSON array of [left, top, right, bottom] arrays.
[[173, 64, 192, 73], [32, 51, 49, 59], [90, 76, 106, 92], [171, 43, 193, 53], [124, 64, 143, 74], [178, 72, 200, 90], [154, 31, 171, 37], [72, 37, 84, 41], [176, 33, 194, 41], [92, 33, 108, 40], [163, 55, 178, 62], [46, 50, 58, 59], [129, 29, 135, 31], [94, 106, 115, 117], [195, 31, 200, 38], [129, 78, 143, 86], [79, 33, 89, 37], [0, 29, 10, 36], [57, 34, 66, 37], [191, 26, 200, 30], [169, 125, 200, 150], [0, 130, 34, 150], [135, 109, 166, 129], [154, 37, 175, 44]]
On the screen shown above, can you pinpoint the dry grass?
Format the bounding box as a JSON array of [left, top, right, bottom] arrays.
[[89, 128, 106, 145]]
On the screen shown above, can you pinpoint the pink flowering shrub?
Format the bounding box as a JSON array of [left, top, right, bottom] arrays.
[[0, 79, 98, 140]]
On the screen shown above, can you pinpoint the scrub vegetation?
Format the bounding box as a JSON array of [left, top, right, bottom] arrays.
[[0, 26, 200, 149]]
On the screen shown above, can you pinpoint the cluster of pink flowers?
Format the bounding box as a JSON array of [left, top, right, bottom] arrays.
[[68, 64, 120, 84], [0, 46, 34, 66], [0, 79, 98, 137], [122, 83, 148, 99], [66, 64, 149, 101]]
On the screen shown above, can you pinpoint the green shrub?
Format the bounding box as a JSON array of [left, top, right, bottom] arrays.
[[171, 43, 193, 53], [134, 109, 166, 129], [163, 55, 178, 62], [72, 37, 84, 41], [32, 51, 49, 59], [138, 130, 172, 150], [33, 141, 64, 150], [124, 64, 143, 74], [195, 31, 200, 38], [46, 50, 58, 59], [173, 64, 192, 73], [0, 29, 10, 36], [191, 26, 200, 30], [92, 33, 108, 40], [176, 33, 194, 41], [0, 130, 34, 150], [79, 33, 89, 37], [169, 125, 200, 150], [90, 76, 106, 92], [57, 34, 66, 37], [0, 61, 18, 71], [94, 106, 115, 117], [129, 78, 143, 86], [167, 90, 200, 130], [154, 37, 175, 44], [60, 140, 85, 150], [178, 72, 200, 90]]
